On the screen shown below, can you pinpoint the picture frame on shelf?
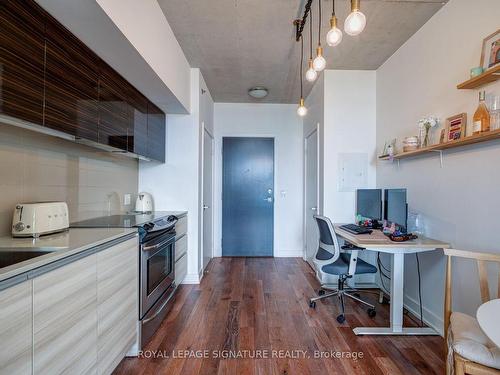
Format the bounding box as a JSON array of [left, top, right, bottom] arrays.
[[445, 113, 467, 142], [480, 29, 500, 70]]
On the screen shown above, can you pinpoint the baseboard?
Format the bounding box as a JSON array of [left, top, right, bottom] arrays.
[[274, 249, 303, 257], [212, 250, 303, 258], [181, 272, 200, 285], [404, 294, 444, 336]]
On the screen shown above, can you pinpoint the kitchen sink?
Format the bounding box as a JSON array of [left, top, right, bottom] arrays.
[[0, 250, 55, 269]]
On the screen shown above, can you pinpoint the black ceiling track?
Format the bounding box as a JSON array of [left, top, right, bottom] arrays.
[[294, 0, 314, 42]]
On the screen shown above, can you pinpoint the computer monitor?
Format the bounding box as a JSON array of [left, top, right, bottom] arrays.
[[356, 189, 382, 221], [384, 188, 408, 233]]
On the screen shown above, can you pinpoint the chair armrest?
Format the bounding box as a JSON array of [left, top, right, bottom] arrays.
[[347, 249, 359, 277]]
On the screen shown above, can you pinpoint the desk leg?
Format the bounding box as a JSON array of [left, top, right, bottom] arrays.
[[353, 251, 438, 336], [390, 252, 404, 332]]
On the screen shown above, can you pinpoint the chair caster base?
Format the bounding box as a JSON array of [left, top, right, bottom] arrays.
[[309, 301, 316, 309], [368, 308, 376, 318], [336, 314, 346, 324]]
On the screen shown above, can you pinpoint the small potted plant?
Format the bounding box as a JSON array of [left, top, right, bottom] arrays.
[[418, 116, 439, 148]]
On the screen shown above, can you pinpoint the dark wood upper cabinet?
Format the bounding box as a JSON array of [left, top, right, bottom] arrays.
[[98, 64, 131, 151], [44, 15, 99, 141], [126, 85, 148, 156], [147, 102, 166, 163], [0, 0, 167, 162], [0, 1, 45, 125]]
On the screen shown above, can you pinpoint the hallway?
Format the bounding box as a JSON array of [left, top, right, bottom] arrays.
[[115, 258, 445, 375]]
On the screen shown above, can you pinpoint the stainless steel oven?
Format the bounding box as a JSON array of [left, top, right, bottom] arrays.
[[71, 213, 179, 348], [139, 229, 176, 346]]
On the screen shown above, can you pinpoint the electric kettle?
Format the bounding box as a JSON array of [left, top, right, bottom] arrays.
[[135, 192, 154, 213]]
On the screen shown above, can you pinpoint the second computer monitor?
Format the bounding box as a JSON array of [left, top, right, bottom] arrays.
[[384, 188, 408, 233], [356, 189, 382, 221]]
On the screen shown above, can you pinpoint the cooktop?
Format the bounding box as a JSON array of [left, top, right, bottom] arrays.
[[70, 211, 182, 228]]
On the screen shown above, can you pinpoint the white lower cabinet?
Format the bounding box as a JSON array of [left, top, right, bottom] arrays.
[[97, 238, 138, 375], [175, 252, 188, 286], [0, 280, 32, 375], [175, 234, 188, 285], [0, 234, 139, 375], [33, 254, 98, 375]]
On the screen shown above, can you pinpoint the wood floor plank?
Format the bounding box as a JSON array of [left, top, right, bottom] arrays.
[[113, 257, 445, 375]]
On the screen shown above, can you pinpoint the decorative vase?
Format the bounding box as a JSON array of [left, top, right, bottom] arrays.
[[420, 125, 431, 148]]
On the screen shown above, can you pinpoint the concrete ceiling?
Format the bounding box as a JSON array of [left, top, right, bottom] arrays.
[[158, 0, 448, 104]]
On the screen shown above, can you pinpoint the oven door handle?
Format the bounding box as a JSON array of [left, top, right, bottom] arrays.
[[143, 238, 174, 252], [142, 284, 176, 324]]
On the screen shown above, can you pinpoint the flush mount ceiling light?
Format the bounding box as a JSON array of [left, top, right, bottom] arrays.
[[248, 87, 268, 99]]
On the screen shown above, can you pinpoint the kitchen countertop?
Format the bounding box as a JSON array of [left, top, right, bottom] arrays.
[[0, 227, 138, 283]]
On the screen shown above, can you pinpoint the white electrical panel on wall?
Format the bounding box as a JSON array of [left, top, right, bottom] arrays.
[[338, 153, 368, 192]]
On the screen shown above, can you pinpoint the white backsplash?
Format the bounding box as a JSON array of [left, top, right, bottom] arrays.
[[0, 123, 138, 235]]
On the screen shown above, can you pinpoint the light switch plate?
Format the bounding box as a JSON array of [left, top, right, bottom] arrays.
[[124, 194, 131, 205]]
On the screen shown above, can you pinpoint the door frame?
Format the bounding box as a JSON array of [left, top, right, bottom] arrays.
[[200, 124, 215, 271], [218, 135, 277, 257], [303, 126, 320, 261]]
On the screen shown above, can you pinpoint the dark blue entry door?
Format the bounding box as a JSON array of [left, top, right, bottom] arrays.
[[222, 137, 274, 256]]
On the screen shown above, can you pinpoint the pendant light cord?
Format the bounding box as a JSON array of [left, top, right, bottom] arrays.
[[309, 7, 313, 59], [318, 0, 322, 46], [300, 35, 304, 97], [332, 0, 335, 17]]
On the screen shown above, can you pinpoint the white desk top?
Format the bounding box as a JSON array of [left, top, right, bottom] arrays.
[[477, 299, 500, 348], [334, 225, 450, 253]]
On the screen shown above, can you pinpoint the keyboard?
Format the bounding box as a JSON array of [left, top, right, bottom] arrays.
[[339, 224, 373, 235]]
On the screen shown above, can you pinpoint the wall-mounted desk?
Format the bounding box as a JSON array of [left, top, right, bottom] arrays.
[[334, 225, 450, 336]]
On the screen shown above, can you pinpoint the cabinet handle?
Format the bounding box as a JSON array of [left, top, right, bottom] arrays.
[[142, 284, 176, 323]]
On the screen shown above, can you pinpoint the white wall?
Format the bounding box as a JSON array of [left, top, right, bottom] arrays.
[[377, 0, 500, 332], [95, 0, 191, 112], [213, 103, 304, 257], [305, 71, 377, 284], [139, 69, 214, 284], [304, 75, 325, 215], [323, 71, 377, 223]]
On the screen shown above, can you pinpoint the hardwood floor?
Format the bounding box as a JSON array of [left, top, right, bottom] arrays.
[[114, 258, 445, 375]]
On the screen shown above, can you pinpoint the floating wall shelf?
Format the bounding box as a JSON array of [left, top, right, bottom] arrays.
[[457, 65, 500, 89], [379, 129, 500, 167]]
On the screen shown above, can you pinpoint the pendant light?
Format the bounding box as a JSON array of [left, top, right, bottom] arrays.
[[312, 0, 326, 72], [305, 9, 318, 82], [345, 0, 366, 36], [326, 0, 342, 47], [297, 36, 308, 117]]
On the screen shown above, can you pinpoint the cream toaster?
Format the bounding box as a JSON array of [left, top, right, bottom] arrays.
[[12, 202, 69, 238]]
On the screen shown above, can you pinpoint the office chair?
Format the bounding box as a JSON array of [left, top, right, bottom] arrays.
[[309, 215, 378, 323]]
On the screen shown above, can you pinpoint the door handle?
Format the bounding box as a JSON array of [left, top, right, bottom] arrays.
[[203, 205, 209, 210], [311, 207, 317, 211], [264, 197, 273, 203]]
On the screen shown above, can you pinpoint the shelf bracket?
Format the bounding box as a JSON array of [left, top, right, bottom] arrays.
[[429, 150, 443, 168]]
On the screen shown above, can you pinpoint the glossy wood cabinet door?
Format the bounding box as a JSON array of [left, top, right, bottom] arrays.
[[126, 86, 148, 156], [44, 15, 99, 141], [33, 254, 98, 375], [147, 102, 166, 162], [0, 280, 33, 375], [0, 0, 45, 124], [97, 237, 138, 375], [98, 64, 131, 151]]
